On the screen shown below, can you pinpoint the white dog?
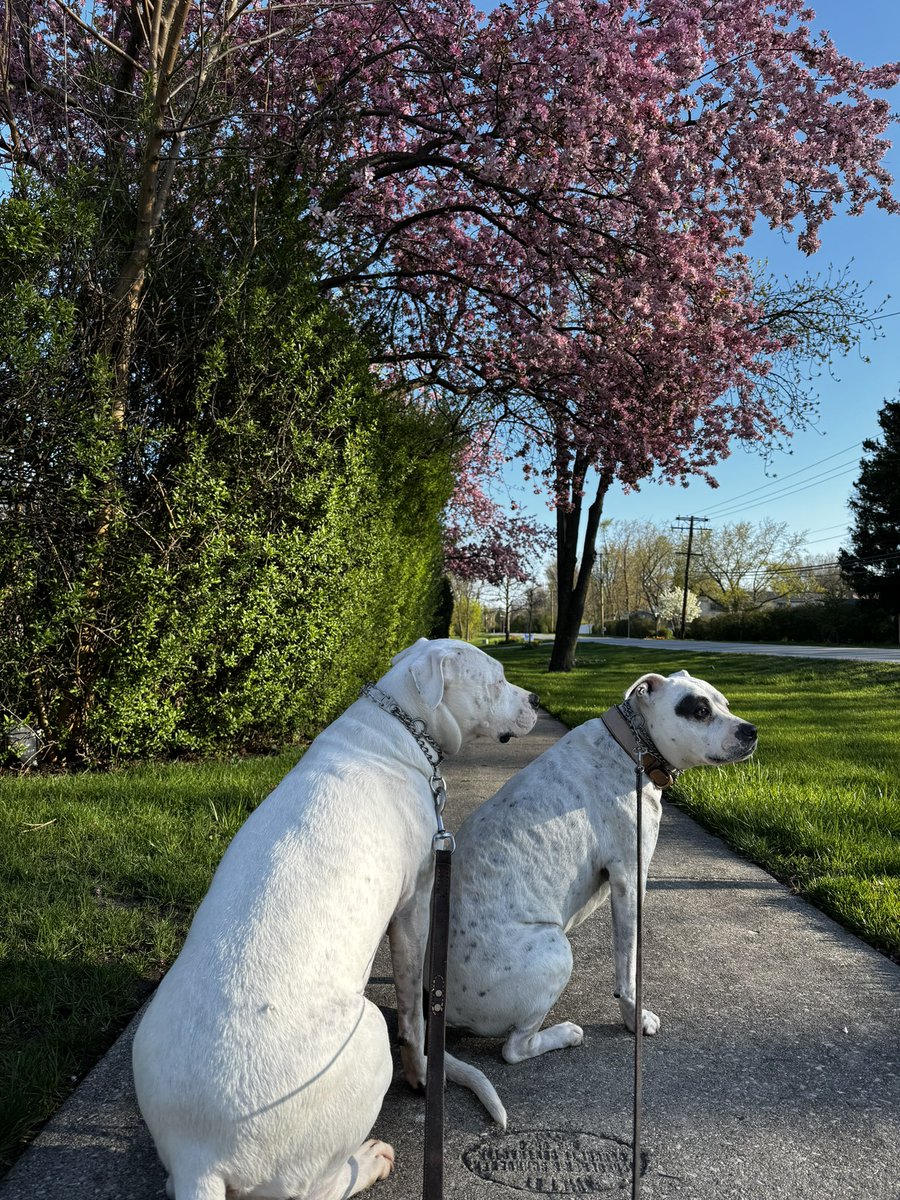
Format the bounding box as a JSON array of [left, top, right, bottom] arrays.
[[132, 638, 538, 1200], [446, 670, 757, 1070]]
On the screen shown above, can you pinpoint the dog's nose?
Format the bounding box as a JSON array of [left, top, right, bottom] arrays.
[[528, 693, 540, 710], [736, 722, 757, 744]]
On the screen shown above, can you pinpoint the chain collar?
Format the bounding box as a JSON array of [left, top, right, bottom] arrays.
[[360, 681, 443, 767], [609, 698, 681, 790], [359, 682, 455, 852]]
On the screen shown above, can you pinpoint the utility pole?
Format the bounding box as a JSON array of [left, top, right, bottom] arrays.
[[672, 516, 709, 638], [598, 549, 605, 636]]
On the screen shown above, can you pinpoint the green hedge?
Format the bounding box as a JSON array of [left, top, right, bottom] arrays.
[[0, 177, 455, 763], [688, 600, 895, 645]]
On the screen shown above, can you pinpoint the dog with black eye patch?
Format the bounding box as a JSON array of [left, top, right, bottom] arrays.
[[444, 669, 756, 1120]]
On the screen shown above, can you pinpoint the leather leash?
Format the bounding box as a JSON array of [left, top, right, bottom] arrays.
[[632, 755, 644, 1200], [357, 683, 453, 1200], [601, 702, 659, 1198], [423, 836, 453, 1200]]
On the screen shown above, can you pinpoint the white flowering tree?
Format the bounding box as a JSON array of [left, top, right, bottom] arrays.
[[658, 588, 701, 634]]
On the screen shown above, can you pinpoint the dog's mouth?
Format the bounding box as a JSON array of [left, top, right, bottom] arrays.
[[710, 743, 757, 765]]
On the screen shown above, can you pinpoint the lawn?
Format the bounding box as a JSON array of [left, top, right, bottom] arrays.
[[0, 747, 304, 1168], [487, 641, 900, 963]]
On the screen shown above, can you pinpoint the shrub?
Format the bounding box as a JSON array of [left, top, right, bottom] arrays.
[[611, 615, 656, 638], [0, 178, 455, 763], [687, 600, 894, 645]]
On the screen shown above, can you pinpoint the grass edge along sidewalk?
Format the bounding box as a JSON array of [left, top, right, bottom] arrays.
[[487, 641, 900, 963], [0, 746, 305, 1171]]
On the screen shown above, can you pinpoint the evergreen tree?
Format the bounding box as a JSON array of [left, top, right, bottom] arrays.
[[839, 400, 900, 617]]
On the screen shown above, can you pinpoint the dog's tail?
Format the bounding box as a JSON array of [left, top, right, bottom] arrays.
[[445, 1051, 507, 1129]]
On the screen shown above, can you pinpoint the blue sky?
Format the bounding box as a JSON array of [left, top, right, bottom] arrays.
[[494, 0, 900, 563]]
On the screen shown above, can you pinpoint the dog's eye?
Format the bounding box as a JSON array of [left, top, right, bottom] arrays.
[[695, 705, 710, 720]]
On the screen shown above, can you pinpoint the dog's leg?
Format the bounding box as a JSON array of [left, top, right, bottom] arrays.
[[609, 867, 660, 1036], [330, 1140, 396, 1200], [299, 1141, 395, 1200], [502, 1019, 584, 1064], [389, 885, 431, 1090], [498, 926, 582, 1063]]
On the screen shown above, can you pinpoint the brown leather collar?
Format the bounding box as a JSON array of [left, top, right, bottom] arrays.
[[600, 704, 679, 790]]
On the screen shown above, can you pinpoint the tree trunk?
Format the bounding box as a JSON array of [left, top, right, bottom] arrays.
[[549, 462, 610, 672], [103, 1, 191, 401], [58, 3, 193, 759]]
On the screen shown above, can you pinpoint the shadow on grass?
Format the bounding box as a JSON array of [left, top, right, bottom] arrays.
[[0, 955, 154, 1170]]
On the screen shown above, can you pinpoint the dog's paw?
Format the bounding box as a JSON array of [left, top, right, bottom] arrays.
[[350, 1140, 395, 1190], [619, 998, 661, 1036], [362, 1139, 395, 1180], [400, 1044, 426, 1091], [641, 1008, 660, 1036], [557, 1021, 584, 1047]]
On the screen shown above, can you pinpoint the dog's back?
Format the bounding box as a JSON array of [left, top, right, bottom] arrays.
[[132, 707, 423, 1197]]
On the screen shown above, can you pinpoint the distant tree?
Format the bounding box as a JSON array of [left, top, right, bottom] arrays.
[[430, 575, 455, 639], [809, 562, 854, 602], [839, 399, 900, 616], [658, 587, 701, 630], [694, 520, 807, 613], [516, 582, 550, 636], [589, 521, 678, 631], [481, 574, 529, 642], [449, 577, 483, 643]]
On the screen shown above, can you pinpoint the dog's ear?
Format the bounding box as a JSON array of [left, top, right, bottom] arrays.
[[410, 647, 449, 710], [391, 637, 429, 668], [669, 669, 691, 679], [624, 673, 667, 702]]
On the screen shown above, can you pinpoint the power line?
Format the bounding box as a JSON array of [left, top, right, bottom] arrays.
[[739, 548, 900, 581], [700, 441, 862, 516], [804, 522, 848, 535], [805, 532, 849, 546], [706, 464, 858, 521]]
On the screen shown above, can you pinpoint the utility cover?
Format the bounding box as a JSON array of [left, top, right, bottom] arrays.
[[462, 1130, 647, 1194]]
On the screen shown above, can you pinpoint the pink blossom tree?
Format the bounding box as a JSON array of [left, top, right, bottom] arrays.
[[3, 2, 897, 669], [443, 427, 552, 585]]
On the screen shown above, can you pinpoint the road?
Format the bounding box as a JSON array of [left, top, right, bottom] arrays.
[[529, 633, 900, 664]]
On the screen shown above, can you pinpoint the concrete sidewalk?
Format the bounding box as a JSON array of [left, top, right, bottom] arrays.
[[2, 712, 898, 1200]]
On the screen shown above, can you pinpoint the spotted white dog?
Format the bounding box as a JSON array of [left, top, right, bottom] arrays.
[[446, 670, 756, 1086], [132, 638, 538, 1200]]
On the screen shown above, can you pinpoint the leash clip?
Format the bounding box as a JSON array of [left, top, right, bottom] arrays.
[[429, 771, 447, 814], [432, 828, 456, 853], [431, 772, 454, 853]]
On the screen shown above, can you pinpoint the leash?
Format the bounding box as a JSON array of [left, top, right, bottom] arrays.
[[619, 700, 650, 1199], [359, 683, 453, 1200], [632, 754, 643, 1200], [602, 699, 664, 1200], [424, 821, 454, 1200]]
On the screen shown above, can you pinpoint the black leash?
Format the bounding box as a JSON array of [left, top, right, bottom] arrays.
[[423, 838, 453, 1200], [357, 681, 454, 1200], [633, 758, 644, 1199]]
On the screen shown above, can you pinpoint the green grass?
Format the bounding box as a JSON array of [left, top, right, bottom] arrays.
[[0, 747, 304, 1168], [488, 642, 900, 962]]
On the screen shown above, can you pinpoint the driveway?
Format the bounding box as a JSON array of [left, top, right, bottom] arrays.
[[530, 633, 900, 664]]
